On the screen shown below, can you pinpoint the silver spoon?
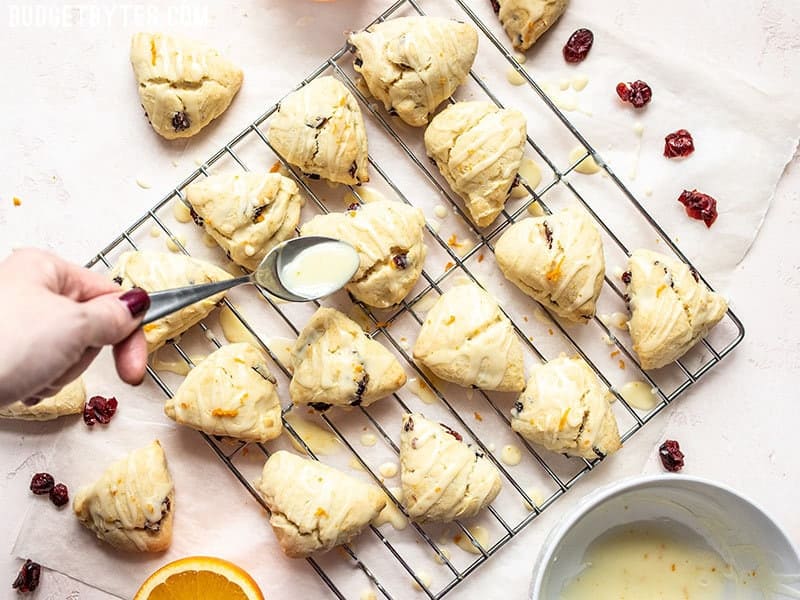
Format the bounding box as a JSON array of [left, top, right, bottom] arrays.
[[142, 236, 359, 325]]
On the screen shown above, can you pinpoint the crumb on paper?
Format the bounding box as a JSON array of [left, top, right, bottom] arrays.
[[618, 359, 626, 370], [171, 159, 179, 168], [474, 411, 483, 422], [194, 157, 204, 166], [610, 350, 620, 358], [523, 315, 529, 322], [477, 253, 484, 263], [269, 161, 282, 173], [548, 328, 554, 336], [12, 196, 22, 206], [136, 177, 151, 189], [444, 261, 454, 271]]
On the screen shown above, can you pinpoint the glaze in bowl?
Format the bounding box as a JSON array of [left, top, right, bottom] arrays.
[[530, 475, 800, 599]]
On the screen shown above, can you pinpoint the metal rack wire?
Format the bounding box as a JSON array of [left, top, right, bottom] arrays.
[[85, 0, 744, 597]]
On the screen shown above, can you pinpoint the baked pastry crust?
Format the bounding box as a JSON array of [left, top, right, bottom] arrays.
[[111, 250, 231, 353], [256, 450, 386, 558], [400, 413, 501, 522], [73, 440, 174, 552], [626, 249, 727, 370], [425, 101, 526, 228], [349, 17, 478, 127], [290, 307, 406, 410], [165, 343, 282, 442], [268, 76, 369, 185], [495, 206, 605, 321], [0, 377, 85, 421], [496, 0, 569, 51], [186, 172, 303, 271], [131, 33, 243, 139], [300, 200, 426, 307], [511, 355, 620, 459], [413, 281, 525, 392]]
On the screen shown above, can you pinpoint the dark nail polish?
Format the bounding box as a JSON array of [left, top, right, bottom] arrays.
[[119, 287, 150, 318]]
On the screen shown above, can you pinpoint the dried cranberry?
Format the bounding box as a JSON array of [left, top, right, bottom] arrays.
[[172, 111, 191, 132], [512, 401, 524, 414], [189, 207, 204, 227], [563, 28, 594, 63], [49, 483, 69, 507], [29, 473, 54, 495], [348, 161, 358, 179], [393, 253, 409, 270], [112, 276, 123, 286], [440, 423, 463, 442], [664, 129, 695, 158], [252, 205, 266, 223], [12, 559, 41, 593], [489, 0, 500, 14], [678, 189, 718, 228], [404, 416, 414, 432], [346, 202, 361, 211], [83, 396, 118, 426], [308, 402, 331, 412], [621, 270, 632, 285], [351, 373, 370, 406], [542, 221, 554, 249], [616, 80, 652, 108], [658, 439, 685, 472]]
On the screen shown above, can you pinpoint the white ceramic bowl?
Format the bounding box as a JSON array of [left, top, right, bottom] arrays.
[[530, 475, 800, 599]]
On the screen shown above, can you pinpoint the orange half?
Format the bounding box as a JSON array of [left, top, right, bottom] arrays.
[[134, 556, 264, 600]]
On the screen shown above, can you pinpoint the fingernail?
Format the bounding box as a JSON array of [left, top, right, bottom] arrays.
[[119, 287, 150, 318]]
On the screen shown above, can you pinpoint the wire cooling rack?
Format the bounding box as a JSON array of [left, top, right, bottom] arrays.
[[85, 0, 744, 597]]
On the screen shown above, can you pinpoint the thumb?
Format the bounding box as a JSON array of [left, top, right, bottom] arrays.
[[78, 287, 150, 347]]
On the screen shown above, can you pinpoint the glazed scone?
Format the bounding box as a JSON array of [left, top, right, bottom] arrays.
[[290, 307, 406, 410], [111, 250, 231, 353], [495, 206, 605, 321], [0, 377, 85, 421], [413, 281, 525, 392], [425, 101, 526, 228], [73, 441, 174, 553], [400, 413, 501, 522], [511, 356, 621, 459], [256, 451, 386, 558], [268, 76, 369, 185], [494, 0, 569, 51], [131, 33, 243, 139], [164, 343, 281, 442], [349, 17, 478, 127], [185, 172, 303, 270], [626, 249, 727, 370], [300, 200, 426, 307]]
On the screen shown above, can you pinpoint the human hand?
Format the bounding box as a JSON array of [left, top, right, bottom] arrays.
[[0, 248, 150, 406]]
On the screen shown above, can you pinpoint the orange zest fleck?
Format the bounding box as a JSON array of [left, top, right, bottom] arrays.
[[618, 359, 626, 370], [473, 411, 483, 422], [558, 407, 571, 431], [444, 261, 455, 270], [671, 563, 676, 572], [269, 161, 281, 173], [354, 364, 364, 373], [610, 350, 620, 358], [143, 323, 158, 332], [477, 253, 485, 263], [546, 257, 565, 282], [447, 234, 460, 248], [150, 38, 157, 65], [212, 408, 239, 418], [12, 196, 21, 206], [255, 214, 265, 223], [656, 284, 667, 297], [314, 507, 328, 518], [445, 315, 456, 325]]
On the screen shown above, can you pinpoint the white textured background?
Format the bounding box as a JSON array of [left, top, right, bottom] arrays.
[[0, 0, 798, 598]]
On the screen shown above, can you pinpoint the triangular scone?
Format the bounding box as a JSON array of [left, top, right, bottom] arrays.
[[413, 281, 525, 392], [300, 200, 426, 308], [290, 308, 406, 410], [268, 76, 369, 185], [111, 250, 231, 353], [511, 356, 620, 459], [73, 441, 174, 553], [349, 17, 478, 127], [0, 377, 85, 421], [626, 249, 727, 370], [495, 0, 568, 51], [400, 413, 501, 522], [257, 451, 386, 558], [165, 343, 282, 442], [186, 172, 304, 271], [495, 206, 605, 322], [131, 33, 243, 139], [425, 101, 526, 227]]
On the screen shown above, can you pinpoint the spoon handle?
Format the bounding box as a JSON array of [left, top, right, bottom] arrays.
[[142, 275, 252, 325]]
